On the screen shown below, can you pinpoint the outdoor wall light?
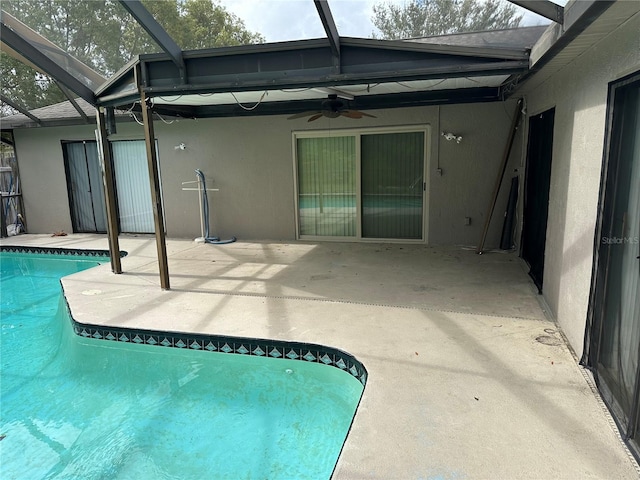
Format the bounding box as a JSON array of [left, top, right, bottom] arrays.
[[441, 131, 462, 144], [174, 142, 186, 150]]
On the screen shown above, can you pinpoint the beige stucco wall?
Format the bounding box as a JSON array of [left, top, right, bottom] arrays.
[[520, 12, 640, 358], [14, 124, 97, 236], [14, 100, 521, 248]]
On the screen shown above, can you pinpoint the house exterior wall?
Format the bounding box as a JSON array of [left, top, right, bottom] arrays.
[[14, 125, 97, 235], [13, 100, 521, 248], [520, 12, 640, 358]]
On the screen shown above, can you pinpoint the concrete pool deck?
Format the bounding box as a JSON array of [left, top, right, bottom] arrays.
[[3, 233, 639, 479]]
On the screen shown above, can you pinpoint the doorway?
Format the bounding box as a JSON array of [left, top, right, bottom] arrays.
[[586, 73, 640, 462], [521, 108, 555, 292], [62, 140, 159, 235], [62, 141, 107, 233], [111, 140, 157, 234], [295, 127, 427, 241]]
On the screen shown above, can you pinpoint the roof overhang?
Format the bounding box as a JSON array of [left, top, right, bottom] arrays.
[[511, 0, 637, 95]]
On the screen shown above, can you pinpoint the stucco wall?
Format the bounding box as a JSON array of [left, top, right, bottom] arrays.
[[520, 13, 640, 358], [14, 100, 521, 249], [14, 124, 97, 235]]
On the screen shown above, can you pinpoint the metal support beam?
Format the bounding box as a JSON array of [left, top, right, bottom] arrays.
[[136, 66, 170, 290], [118, 0, 186, 83], [0, 94, 42, 124], [95, 108, 122, 274], [508, 1, 564, 24], [1, 10, 103, 104], [314, 0, 340, 72], [56, 82, 91, 123]]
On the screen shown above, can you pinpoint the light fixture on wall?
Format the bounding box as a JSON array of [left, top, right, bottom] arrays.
[[174, 142, 186, 151], [441, 131, 462, 144]]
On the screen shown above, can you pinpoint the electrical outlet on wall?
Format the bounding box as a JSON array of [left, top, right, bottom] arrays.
[[464, 217, 471, 226]]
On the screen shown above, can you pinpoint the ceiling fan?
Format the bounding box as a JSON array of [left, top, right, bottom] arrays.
[[288, 94, 376, 122]]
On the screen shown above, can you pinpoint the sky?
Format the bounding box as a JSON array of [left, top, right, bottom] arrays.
[[218, 0, 552, 43]]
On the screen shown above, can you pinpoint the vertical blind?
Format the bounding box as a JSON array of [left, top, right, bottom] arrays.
[[297, 136, 356, 236], [111, 140, 155, 233]]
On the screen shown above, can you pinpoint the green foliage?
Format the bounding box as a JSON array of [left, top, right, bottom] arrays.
[[1, 56, 66, 114], [1, 0, 264, 112], [180, 0, 262, 49], [372, 0, 523, 39]]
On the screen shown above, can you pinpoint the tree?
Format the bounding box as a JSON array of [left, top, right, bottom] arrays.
[[372, 0, 523, 39], [1, 0, 264, 113]]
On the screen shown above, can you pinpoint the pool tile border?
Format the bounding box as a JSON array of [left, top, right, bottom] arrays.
[[64, 299, 367, 386], [0, 245, 127, 258]]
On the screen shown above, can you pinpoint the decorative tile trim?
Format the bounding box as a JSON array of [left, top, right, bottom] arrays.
[[62, 300, 367, 386], [0, 245, 127, 258]]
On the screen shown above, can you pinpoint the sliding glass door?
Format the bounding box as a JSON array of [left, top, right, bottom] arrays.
[[295, 127, 427, 241], [62, 141, 107, 233], [111, 140, 157, 234], [586, 73, 640, 461]]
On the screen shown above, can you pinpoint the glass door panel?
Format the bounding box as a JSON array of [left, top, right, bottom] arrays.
[[63, 141, 107, 233], [112, 140, 156, 234], [297, 136, 356, 237], [597, 83, 640, 421], [590, 77, 640, 457], [361, 132, 424, 239]]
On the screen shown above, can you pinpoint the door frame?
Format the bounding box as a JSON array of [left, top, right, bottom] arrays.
[[520, 107, 555, 293], [292, 125, 430, 243]]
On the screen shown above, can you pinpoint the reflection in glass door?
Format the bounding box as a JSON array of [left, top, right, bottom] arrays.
[[587, 73, 640, 462]]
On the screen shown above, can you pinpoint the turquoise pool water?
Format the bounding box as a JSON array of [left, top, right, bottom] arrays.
[[0, 252, 364, 479]]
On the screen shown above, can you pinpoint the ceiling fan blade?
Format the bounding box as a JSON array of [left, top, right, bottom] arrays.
[[288, 110, 321, 120], [307, 113, 324, 122], [340, 110, 364, 119], [341, 110, 377, 119]]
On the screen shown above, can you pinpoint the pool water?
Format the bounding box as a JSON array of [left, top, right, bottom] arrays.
[[0, 253, 364, 479]]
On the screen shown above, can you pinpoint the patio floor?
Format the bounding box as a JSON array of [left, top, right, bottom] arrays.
[[3, 233, 639, 479]]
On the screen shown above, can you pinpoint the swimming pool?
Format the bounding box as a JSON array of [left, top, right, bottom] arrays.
[[0, 250, 365, 479]]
